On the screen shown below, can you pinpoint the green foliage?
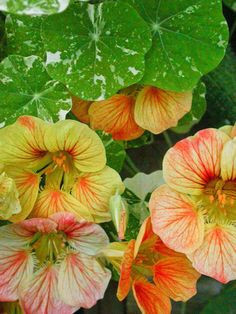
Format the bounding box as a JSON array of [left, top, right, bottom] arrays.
[[223, 0, 236, 11], [172, 81, 207, 133], [5, 15, 44, 58], [201, 284, 236, 314], [41, 1, 152, 100], [125, 131, 153, 149], [0, 0, 70, 15], [203, 48, 236, 127], [126, 0, 228, 92], [96, 131, 126, 172], [0, 55, 72, 126]]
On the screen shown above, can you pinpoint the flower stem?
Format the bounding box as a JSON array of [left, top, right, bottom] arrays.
[[180, 302, 187, 314], [163, 131, 173, 148], [125, 154, 140, 174]]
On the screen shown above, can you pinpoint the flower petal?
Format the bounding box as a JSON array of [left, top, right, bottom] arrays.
[[44, 120, 106, 172], [20, 265, 74, 314], [31, 188, 93, 222], [221, 138, 236, 181], [51, 212, 109, 255], [163, 129, 230, 195], [6, 167, 40, 222], [0, 247, 34, 302], [150, 185, 205, 254], [117, 240, 135, 301], [89, 94, 144, 141], [58, 252, 111, 308], [153, 256, 200, 301], [134, 86, 192, 134], [20, 218, 57, 234], [0, 116, 50, 170], [72, 166, 124, 223], [132, 278, 171, 314], [188, 224, 236, 283], [219, 125, 236, 138], [72, 96, 91, 124]]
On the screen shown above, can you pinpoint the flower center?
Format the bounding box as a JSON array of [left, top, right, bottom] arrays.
[[203, 178, 236, 222], [52, 151, 72, 173]]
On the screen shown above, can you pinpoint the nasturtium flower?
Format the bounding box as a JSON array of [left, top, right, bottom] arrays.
[[103, 218, 200, 314], [0, 116, 124, 222], [84, 85, 192, 140], [72, 96, 92, 124], [150, 127, 236, 283], [0, 212, 111, 313]]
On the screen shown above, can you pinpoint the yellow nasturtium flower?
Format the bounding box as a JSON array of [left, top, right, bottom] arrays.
[[0, 116, 124, 223], [150, 127, 236, 283]]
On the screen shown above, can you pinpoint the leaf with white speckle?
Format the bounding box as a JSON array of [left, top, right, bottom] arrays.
[[126, 0, 229, 92], [6, 15, 44, 58], [0, 55, 72, 126], [41, 1, 152, 100], [0, 0, 69, 15]]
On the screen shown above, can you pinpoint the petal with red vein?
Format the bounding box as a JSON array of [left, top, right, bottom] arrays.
[[31, 188, 93, 222], [188, 224, 236, 283], [117, 240, 135, 301], [0, 247, 33, 302], [20, 265, 74, 314], [134, 86, 192, 134], [153, 256, 200, 301], [20, 218, 57, 234], [89, 94, 144, 141], [51, 212, 109, 256], [6, 167, 40, 222], [72, 96, 91, 124], [163, 129, 230, 195], [132, 278, 171, 314], [221, 138, 236, 181], [72, 166, 124, 223], [58, 252, 111, 308], [44, 120, 106, 173], [150, 185, 205, 254]]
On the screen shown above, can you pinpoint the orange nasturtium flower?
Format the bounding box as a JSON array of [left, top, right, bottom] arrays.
[[103, 217, 200, 314], [150, 127, 236, 283], [0, 212, 111, 313], [72, 85, 192, 140], [0, 116, 124, 223]]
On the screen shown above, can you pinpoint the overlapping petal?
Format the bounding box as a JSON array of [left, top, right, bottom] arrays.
[[89, 94, 144, 141], [132, 278, 171, 314], [0, 247, 34, 302], [20, 265, 73, 314], [72, 96, 91, 124], [188, 223, 236, 283], [163, 129, 230, 195], [31, 188, 93, 222], [44, 120, 106, 173], [221, 138, 236, 181], [150, 185, 205, 254], [134, 86, 192, 134], [153, 256, 200, 301], [58, 252, 111, 308], [72, 166, 124, 222], [51, 212, 109, 256], [0, 116, 50, 170]]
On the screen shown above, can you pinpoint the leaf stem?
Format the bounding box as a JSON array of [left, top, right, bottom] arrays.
[[230, 20, 236, 39], [163, 131, 173, 148], [180, 302, 187, 314], [125, 154, 140, 174]]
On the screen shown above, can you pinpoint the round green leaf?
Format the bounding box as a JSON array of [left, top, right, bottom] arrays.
[[126, 0, 229, 92], [6, 15, 44, 58], [0, 0, 69, 15], [0, 55, 72, 127], [41, 1, 152, 100]]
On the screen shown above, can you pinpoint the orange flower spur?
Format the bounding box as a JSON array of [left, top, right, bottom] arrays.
[[103, 217, 200, 314], [150, 127, 236, 283]]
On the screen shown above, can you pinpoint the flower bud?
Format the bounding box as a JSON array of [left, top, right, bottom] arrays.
[[0, 172, 21, 219], [109, 193, 129, 240]]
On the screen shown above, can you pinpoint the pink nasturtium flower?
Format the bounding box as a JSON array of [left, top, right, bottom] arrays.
[[0, 116, 124, 223], [103, 217, 200, 314], [150, 127, 236, 283], [72, 85, 192, 140], [0, 212, 111, 313]]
